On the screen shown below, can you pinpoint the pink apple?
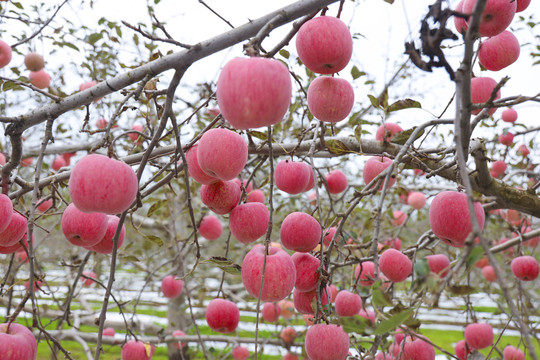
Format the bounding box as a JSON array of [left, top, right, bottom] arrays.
[[261, 302, 281, 322], [329, 284, 338, 302], [292, 252, 320, 292], [296, 16, 353, 74], [274, 160, 311, 195], [0, 232, 31, 255], [24, 52, 44, 71], [390, 210, 407, 226], [0, 194, 13, 233], [197, 128, 247, 181], [216, 57, 291, 129], [470, 77, 501, 115], [375, 123, 403, 142], [246, 189, 265, 203], [303, 165, 315, 192], [88, 215, 126, 254], [278, 299, 295, 320], [185, 145, 218, 185], [232, 346, 250, 360], [51, 155, 67, 171], [20, 158, 33, 167], [498, 131, 514, 146], [408, 192, 426, 210], [121, 340, 155, 360], [128, 124, 144, 142], [69, 154, 138, 214], [0, 211, 28, 247], [503, 345, 525, 360], [304, 324, 349, 360], [229, 202, 270, 244], [79, 80, 99, 92], [200, 180, 241, 215], [62, 152, 76, 164], [402, 337, 435, 360], [232, 178, 253, 194], [478, 31, 520, 71], [0, 152, 5, 165], [172, 329, 187, 349], [475, 257, 490, 269], [455, 339, 470, 360], [464, 323, 493, 349], [491, 160, 507, 178], [325, 169, 348, 194], [280, 326, 297, 345], [81, 271, 96, 287], [354, 261, 376, 287], [198, 215, 222, 240], [24, 280, 42, 292], [284, 353, 299, 360], [335, 290, 362, 317], [379, 249, 412, 283], [293, 286, 330, 314], [161, 275, 183, 298], [323, 226, 337, 246], [463, 0, 517, 37], [307, 76, 354, 122], [29, 70, 51, 89], [0, 322, 37, 360], [516, 0, 531, 12], [61, 203, 109, 247], [0, 39, 13, 68], [429, 191, 485, 248], [382, 237, 402, 250], [241, 244, 296, 301], [510, 255, 539, 281], [280, 212, 321, 252], [95, 118, 108, 129], [205, 298, 240, 333], [454, 0, 469, 33], [482, 265, 497, 282], [103, 327, 116, 337], [363, 156, 396, 190], [517, 144, 530, 156], [358, 309, 376, 323], [426, 254, 451, 277]]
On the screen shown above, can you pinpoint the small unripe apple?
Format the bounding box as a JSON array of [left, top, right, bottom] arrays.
[[510, 255, 539, 281], [29, 69, 51, 89], [304, 324, 349, 360], [464, 323, 493, 350], [161, 275, 183, 298], [24, 52, 45, 71], [307, 76, 354, 122], [205, 298, 240, 333]]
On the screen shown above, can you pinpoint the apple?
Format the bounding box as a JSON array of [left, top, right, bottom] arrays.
[[478, 31, 520, 71], [61, 203, 109, 247], [390, 210, 407, 226], [407, 192, 426, 210], [0, 194, 13, 233], [303, 314, 315, 326], [510, 255, 539, 281], [517, 144, 530, 157], [293, 286, 330, 314], [128, 124, 144, 142], [475, 257, 489, 268], [200, 180, 241, 215], [324, 169, 348, 194], [463, 0, 517, 37], [329, 284, 338, 302], [246, 189, 265, 203], [291, 252, 320, 292], [363, 156, 396, 190], [296, 16, 353, 74], [172, 329, 187, 349], [205, 298, 240, 333], [29, 69, 51, 89], [464, 323, 493, 350], [470, 77, 501, 115], [455, 339, 470, 360], [280, 212, 321, 252], [280, 326, 297, 345], [51, 155, 67, 171], [454, 0, 469, 33], [24, 280, 42, 292], [323, 226, 337, 247], [379, 249, 412, 283], [274, 160, 311, 195], [304, 324, 349, 360], [79, 80, 98, 91], [0, 322, 37, 360], [198, 215, 222, 240], [426, 254, 451, 277], [103, 327, 116, 337], [241, 244, 296, 301], [402, 336, 435, 360], [358, 308, 376, 323], [96, 118, 108, 129], [216, 57, 291, 130], [303, 165, 315, 192], [88, 215, 126, 254], [334, 290, 362, 317], [503, 345, 525, 360], [375, 123, 403, 142], [0, 211, 28, 247], [81, 271, 96, 287], [229, 202, 270, 244], [354, 261, 376, 287], [481, 265, 497, 282], [0, 152, 5, 165], [491, 160, 507, 178], [429, 191, 485, 248], [185, 144, 218, 185], [261, 302, 281, 322], [284, 353, 300, 360], [121, 340, 155, 360], [24, 52, 44, 71], [197, 128, 247, 181], [516, 0, 531, 12], [278, 299, 295, 320], [69, 154, 138, 214], [381, 237, 402, 250], [62, 152, 76, 165], [232, 178, 253, 194], [20, 158, 33, 167], [307, 76, 354, 122], [0, 232, 32, 255], [232, 346, 250, 360], [498, 131, 514, 146], [161, 275, 183, 298], [0, 39, 12, 68]]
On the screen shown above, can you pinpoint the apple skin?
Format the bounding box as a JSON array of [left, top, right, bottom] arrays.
[[0, 322, 38, 360], [470, 77, 501, 115], [503, 345, 525, 360], [121, 340, 155, 360], [379, 249, 412, 283], [334, 290, 362, 317], [510, 255, 539, 281], [29, 70, 51, 89], [51, 155, 67, 171], [478, 31, 520, 71], [0, 152, 5, 165], [0, 39, 12, 68], [0, 232, 32, 254], [516, 0, 531, 12], [517, 144, 530, 157], [24, 52, 44, 72], [246, 189, 265, 203], [354, 261, 376, 287], [454, 0, 469, 33], [87, 215, 126, 254], [284, 353, 299, 360], [198, 215, 222, 241], [463, 0, 517, 37], [274, 160, 311, 195], [428, 191, 485, 248], [455, 339, 470, 360], [358, 309, 376, 323], [280, 212, 321, 252], [278, 300, 295, 320], [280, 326, 297, 345], [69, 154, 138, 214], [426, 254, 451, 277], [363, 156, 396, 190], [407, 191, 426, 210], [216, 57, 291, 130], [185, 145, 218, 185], [498, 132, 514, 146], [291, 252, 320, 292], [324, 169, 348, 194], [128, 124, 144, 142], [323, 226, 337, 247], [481, 265, 497, 282], [293, 286, 330, 314], [228, 202, 270, 244], [61, 203, 109, 247], [161, 275, 183, 298], [81, 271, 96, 287], [205, 298, 240, 333], [390, 210, 407, 226], [261, 302, 281, 322], [296, 16, 353, 74], [103, 327, 116, 337], [241, 244, 296, 302], [307, 76, 354, 122], [200, 180, 241, 215], [464, 323, 493, 350], [172, 329, 187, 349], [402, 337, 435, 360], [0, 211, 28, 247], [232, 346, 250, 360], [197, 128, 248, 181], [375, 123, 403, 142], [491, 160, 507, 178], [0, 194, 13, 233], [304, 324, 349, 360]]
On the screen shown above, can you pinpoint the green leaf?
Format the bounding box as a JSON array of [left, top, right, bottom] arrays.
[[374, 309, 414, 335], [147, 199, 167, 217], [387, 99, 421, 113], [145, 235, 164, 247], [202, 257, 242, 275], [120, 255, 141, 262], [337, 315, 372, 334], [354, 125, 362, 144], [351, 66, 366, 80], [88, 33, 103, 45], [247, 130, 267, 141], [12, 2, 23, 9], [383, 0, 395, 4], [390, 127, 425, 145], [367, 94, 379, 108], [448, 285, 476, 296], [466, 247, 485, 267], [414, 258, 430, 278], [372, 288, 392, 307], [279, 49, 290, 59], [326, 139, 352, 155]]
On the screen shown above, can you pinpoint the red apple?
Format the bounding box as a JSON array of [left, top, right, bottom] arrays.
[[470, 77, 501, 115], [464, 323, 493, 350], [280, 212, 322, 252], [0, 232, 32, 255], [88, 215, 126, 254], [426, 254, 451, 277], [229, 202, 269, 244], [358, 308, 376, 323], [481, 265, 497, 282], [354, 261, 376, 287], [172, 329, 187, 349], [121, 340, 155, 360], [261, 302, 281, 322], [293, 286, 330, 315], [407, 191, 426, 210], [284, 353, 299, 360], [478, 31, 520, 71], [274, 160, 311, 195], [280, 326, 297, 345], [0, 39, 13, 68], [323, 226, 338, 246], [200, 180, 241, 215], [185, 144, 218, 185], [0, 322, 37, 360], [61, 203, 109, 247], [51, 155, 67, 171], [232, 178, 253, 194], [103, 327, 116, 337], [325, 169, 348, 194], [307, 76, 354, 122], [0, 211, 28, 247], [510, 255, 539, 281], [390, 210, 407, 226], [278, 300, 295, 320], [503, 345, 525, 360], [81, 271, 96, 287], [498, 131, 514, 146], [516, 0, 531, 12], [205, 298, 239, 333], [246, 189, 265, 203], [376, 123, 403, 142], [161, 275, 183, 298], [216, 57, 291, 130], [363, 156, 396, 190], [402, 336, 435, 360], [0, 194, 13, 233], [517, 144, 530, 157], [291, 252, 321, 292], [379, 248, 412, 283], [455, 339, 470, 360], [197, 128, 247, 181], [0, 152, 5, 165], [128, 124, 144, 142], [454, 0, 469, 33], [198, 215, 222, 241], [304, 324, 349, 360], [334, 290, 362, 317], [29, 69, 51, 89], [232, 346, 250, 360], [491, 160, 507, 178], [24, 52, 44, 71], [463, 0, 517, 37]]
